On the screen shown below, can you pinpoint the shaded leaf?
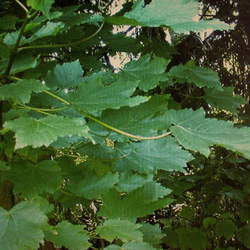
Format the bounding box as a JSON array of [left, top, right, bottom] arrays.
[[168, 61, 222, 90], [204, 87, 246, 113], [4, 160, 62, 197], [139, 223, 164, 247]]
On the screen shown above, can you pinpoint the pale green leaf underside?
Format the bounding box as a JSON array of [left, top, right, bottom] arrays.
[[96, 219, 143, 242], [0, 79, 46, 104], [122, 0, 230, 33], [167, 109, 250, 159], [4, 115, 90, 148], [45, 221, 90, 250], [0, 201, 47, 250]]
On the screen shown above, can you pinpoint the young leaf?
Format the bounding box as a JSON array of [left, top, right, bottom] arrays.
[[0, 201, 47, 250], [45, 221, 90, 250], [4, 160, 62, 197], [167, 109, 250, 159], [204, 87, 246, 113], [45, 60, 84, 89], [0, 79, 46, 104], [4, 115, 90, 149], [96, 219, 143, 242]]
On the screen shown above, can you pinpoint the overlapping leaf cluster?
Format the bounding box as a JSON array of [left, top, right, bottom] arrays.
[[0, 0, 249, 249]]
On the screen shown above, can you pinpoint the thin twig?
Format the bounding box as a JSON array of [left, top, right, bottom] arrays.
[[15, 0, 29, 13]]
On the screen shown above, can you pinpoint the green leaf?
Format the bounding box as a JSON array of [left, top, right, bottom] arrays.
[[69, 168, 119, 199], [167, 109, 250, 159], [203, 217, 217, 228], [116, 137, 193, 174], [119, 54, 169, 91], [96, 219, 143, 242], [0, 201, 47, 250], [93, 95, 170, 141], [0, 52, 39, 75], [99, 182, 173, 220], [215, 219, 236, 240], [45, 60, 84, 88], [68, 74, 148, 114], [0, 160, 10, 171], [27, 22, 64, 43], [0, 15, 18, 30], [176, 227, 208, 250], [237, 225, 250, 248], [4, 115, 90, 149], [139, 223, 164, 247], [204, 87, 246, 113], [168, 61, 222, 90], [170, 19, 231, 33], [116, 172, 153, 193], [45, 221, 90, 250], [27, 0, 55, 16], [0, 79, 46, 104], [4, 160, 62, 197], [105, 241, 157, 250], [122, 0, 230, 33]]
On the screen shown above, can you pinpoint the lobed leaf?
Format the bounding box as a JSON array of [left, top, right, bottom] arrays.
[[0, 201, 47, 250], [0, 79, 46, 104], [4, 115, 90, 149]]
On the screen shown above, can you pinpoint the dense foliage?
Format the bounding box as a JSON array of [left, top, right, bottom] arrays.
[[0, 0, 249, 249]]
